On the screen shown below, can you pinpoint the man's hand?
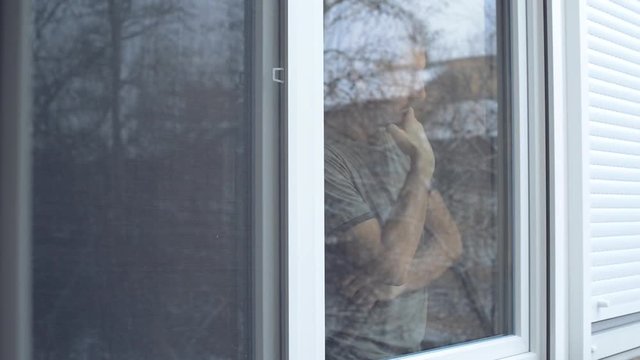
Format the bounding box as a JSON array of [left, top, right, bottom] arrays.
[[340, 272, 407, 311], [388, 107, 435, 180]]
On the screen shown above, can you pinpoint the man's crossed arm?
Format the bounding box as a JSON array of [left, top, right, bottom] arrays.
[[339, 190, 462, 310], [335, 108, 462, 310]]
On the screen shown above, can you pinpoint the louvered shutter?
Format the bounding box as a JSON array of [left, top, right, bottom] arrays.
[[587, 0, 640, 322]]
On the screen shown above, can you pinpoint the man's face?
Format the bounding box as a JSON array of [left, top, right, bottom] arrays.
[[364, 51, 428, 128]]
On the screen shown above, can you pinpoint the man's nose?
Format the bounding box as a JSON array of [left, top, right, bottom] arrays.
[[410, 87, 427, 101]]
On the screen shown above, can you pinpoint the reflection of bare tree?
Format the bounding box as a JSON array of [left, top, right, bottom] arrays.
[[324, 0, 443, 108], [33, 0, 187, 153]]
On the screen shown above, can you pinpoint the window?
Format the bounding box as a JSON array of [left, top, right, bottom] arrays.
[[26, 0, 282, 359], [2, 0, 547, 359], [289, 0, 545, 359], [323, 0, 512, 357]]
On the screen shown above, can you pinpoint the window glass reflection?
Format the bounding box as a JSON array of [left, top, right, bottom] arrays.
[[324, 1, 511, 358]]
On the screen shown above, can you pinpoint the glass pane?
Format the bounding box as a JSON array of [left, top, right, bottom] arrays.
[[324, 0, 512, 358], [31, 0, 254, 358]]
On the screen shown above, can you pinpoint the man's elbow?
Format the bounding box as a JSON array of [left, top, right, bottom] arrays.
[[376, 259, 411, 286], [383, 269, 409, 286], [448, 231, 463, 262]]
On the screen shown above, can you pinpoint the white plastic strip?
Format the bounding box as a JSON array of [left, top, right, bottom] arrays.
[[591, 179, 640, 195], [592, 222, 640, 238], [587, 36, 640, 65], [591, 164, 640, 182], [589, 78, 640, 104], [592, 235, 640, 252], [592, 248, 640, 266], [590, 150, 640, 169], [591, 194, 640, 209], [610, 0, 640, 14], [587, 6, 640, 40], [588, 0, 640, 29], [589, 108, 640, 131], [592, 274, 640, 296], [592, 262, 640, 281], [588, 49, 640, 79], [589, 93, 640, 118], [587, 21, 640, 53], [286, 0, 325, 359]]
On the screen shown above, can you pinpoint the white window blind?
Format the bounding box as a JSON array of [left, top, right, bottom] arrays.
[[587, 0, 640, 323]]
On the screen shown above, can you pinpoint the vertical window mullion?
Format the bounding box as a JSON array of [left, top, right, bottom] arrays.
[[1, 0, 32, 359], [564, 0, 593, 358], [253, 0, 283, 358], [285, 1, 325, 360]]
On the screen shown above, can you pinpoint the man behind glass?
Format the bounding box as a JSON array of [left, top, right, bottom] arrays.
[[324, 2, 463, 359]]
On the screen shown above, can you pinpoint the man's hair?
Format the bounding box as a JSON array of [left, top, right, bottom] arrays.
[[324, 0, 430, 110]]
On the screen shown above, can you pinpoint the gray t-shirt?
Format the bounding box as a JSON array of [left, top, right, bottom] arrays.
[[325, 127, 429, 360]]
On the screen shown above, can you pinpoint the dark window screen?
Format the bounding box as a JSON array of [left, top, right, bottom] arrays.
[[31, 1, 254, 358]]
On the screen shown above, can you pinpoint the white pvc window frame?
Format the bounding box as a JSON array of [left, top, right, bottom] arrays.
[[286, 0, 326, 358], [548, 0, 592, 358], [286, 0, 548, 359]]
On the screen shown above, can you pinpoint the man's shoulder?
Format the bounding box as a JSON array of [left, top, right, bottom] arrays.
[[325, 141, 353, 179], [325, 132, 353, 166]]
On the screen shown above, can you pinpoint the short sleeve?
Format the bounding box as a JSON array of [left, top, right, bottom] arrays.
[[325, 147, 374, 239]]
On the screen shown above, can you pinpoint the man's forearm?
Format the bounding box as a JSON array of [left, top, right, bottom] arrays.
[[368, 156, 432, 285], [403, 200, 462, 291]]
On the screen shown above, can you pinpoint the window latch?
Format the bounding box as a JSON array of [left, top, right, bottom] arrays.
[[272, 67, 285, 84]]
